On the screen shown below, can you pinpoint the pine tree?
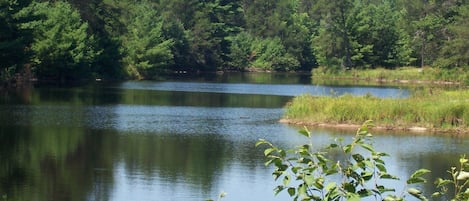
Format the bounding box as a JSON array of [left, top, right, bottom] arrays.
[[436, 4, 469, 68], [15, 1, 98, 80], [121, 2, 174, 79]]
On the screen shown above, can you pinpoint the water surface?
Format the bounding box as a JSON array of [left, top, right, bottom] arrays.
[[0, 73, 467, 201]]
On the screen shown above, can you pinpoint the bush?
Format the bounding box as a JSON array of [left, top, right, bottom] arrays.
[[257, 121, 469, 201]]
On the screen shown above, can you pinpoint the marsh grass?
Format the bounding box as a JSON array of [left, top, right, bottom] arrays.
[[284, 89, 469, 132], [312, 67, 469, 85]]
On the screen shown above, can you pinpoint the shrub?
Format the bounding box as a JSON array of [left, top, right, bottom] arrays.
[[257, 121, 469, 201]]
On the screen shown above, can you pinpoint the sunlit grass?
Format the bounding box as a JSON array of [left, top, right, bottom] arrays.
[[312, 67, 469, 85], [284, 89, 469, 132]]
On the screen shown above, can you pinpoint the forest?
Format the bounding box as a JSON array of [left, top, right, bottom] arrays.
[[1, 0, 469, 80]]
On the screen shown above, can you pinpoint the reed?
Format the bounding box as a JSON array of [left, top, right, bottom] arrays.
[[284, 89, 469, 132]]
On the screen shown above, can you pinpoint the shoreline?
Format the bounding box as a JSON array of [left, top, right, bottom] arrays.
[[279, 119, 469, 135], [311, 66, 469, 87], [312, 77, 462, 86]]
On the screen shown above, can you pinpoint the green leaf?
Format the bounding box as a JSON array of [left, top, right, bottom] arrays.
[[407, 177, 426, 185], [380, 173, 399, 180], [316, 154, 328, 164], [292, 166, 301, 174], [352, 154, 364, 162], [431, 192, 442, 197], [460, 156, 468, 164], [358, 189, 372, 197], [304, 174, 315, 186], [410, 169, 431, 178], [434, 178, 451, 187], [255, 139, 268, 147], [273, 171, 282, 180], [343, 144, 353, 153], [273, 158, 283, 167], [299, 127, 311, 138], [287, 187, 296, 196], [362, 171, 374, 181], [265, 159, 274, 166], [283, 175, 291, 186], [325, 182, 336, 191], [374, 158, 386, 165], [376, 163, 387, 172], [359, 143, 374, 152], [383, 195, 400, 201], [277, 164, 288, 172], [314, 178, 324, 189], [279, 149, 287, 157], [298, 184, 307, 196], [407, 188, 428, 200], [347, 193, 361, 201], [375, 152, 389, 157], [408, 188, 421, 195], [343, 183, 356, 193], [298, 157, 312, 164], [264, 148, 275, 156], [274, 185, 285, 195], [364, 160, 374, 169], [376, 185, 396, 193]]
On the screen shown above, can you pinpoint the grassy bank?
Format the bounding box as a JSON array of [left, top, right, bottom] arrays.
[[312, 67, 469, 85], [283, 89, 469, 133]]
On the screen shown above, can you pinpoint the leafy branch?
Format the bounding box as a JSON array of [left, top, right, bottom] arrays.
[[257, 120, 431, 201]]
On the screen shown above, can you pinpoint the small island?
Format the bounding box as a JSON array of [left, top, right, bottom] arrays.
[[281, 67, 469, 134]]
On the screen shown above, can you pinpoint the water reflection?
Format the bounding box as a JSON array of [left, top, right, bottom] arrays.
[[0, 75, 467, 201], [118, 81, 408, 98]]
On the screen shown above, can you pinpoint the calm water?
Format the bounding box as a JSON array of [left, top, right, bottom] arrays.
[[0, 73, 467, 201]]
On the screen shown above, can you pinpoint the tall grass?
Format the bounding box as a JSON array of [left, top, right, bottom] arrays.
[[312, 67, 469, 85], [284, 89, 469, 132]]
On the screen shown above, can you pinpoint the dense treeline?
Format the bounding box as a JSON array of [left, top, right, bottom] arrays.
[[1, 0, 469, 80]]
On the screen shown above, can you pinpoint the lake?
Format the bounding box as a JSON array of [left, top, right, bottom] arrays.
[[0, 73, 467, 201]]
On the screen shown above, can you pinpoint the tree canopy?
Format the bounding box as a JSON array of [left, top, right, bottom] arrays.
[[1, 0, 469, 80]]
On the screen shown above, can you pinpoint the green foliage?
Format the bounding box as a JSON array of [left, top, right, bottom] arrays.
[[433, 155, 469, 201], [312, 20, 344, 71], [226, 32, 255, 71], [4, 0, 469, 80], [185, 0, 244, 71], [227, 33, 300, 71], [161, 18, 191, 72], [284, 89, 469, 131], [312, 0, 414, 70], [435, 5, 469, 69], [312, 67, 469, 84], [286, 12, 316, 70], [251, 37, 300, 71], [257, 121, 431, 200], [15, 1, 99, 80], [0, 0, 25, 75], [311, 0, 354, 69], [121, 2, 174, 79]]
